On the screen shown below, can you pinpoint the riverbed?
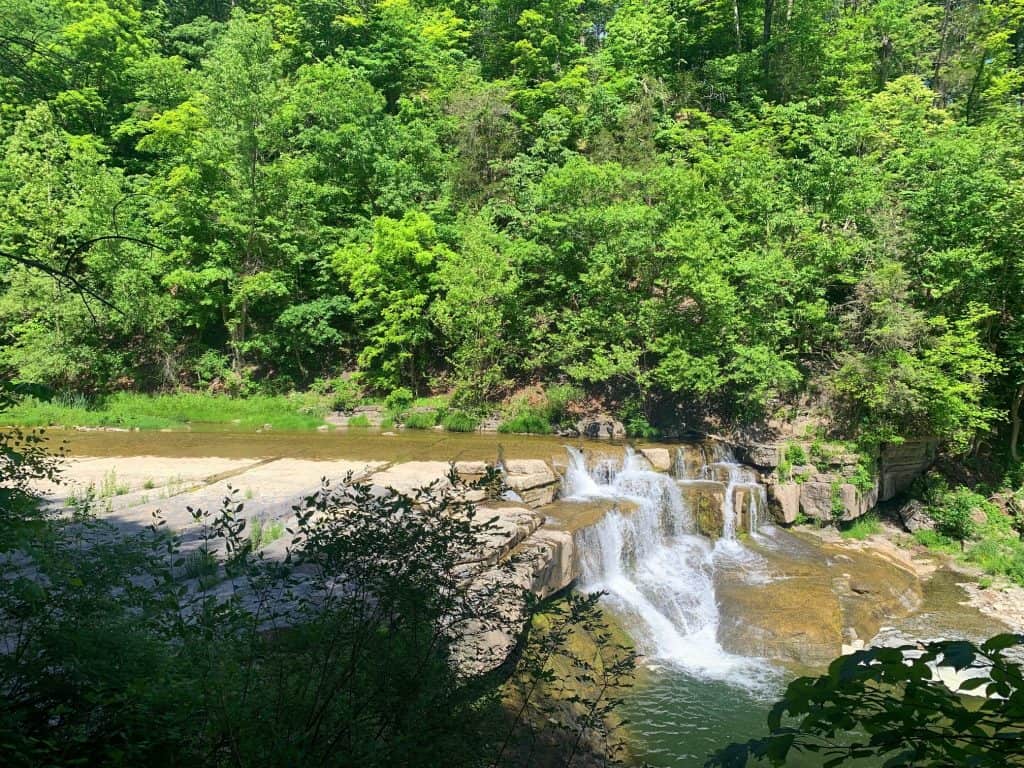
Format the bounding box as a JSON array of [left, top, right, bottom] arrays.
[[45, 427, 1010, 767]]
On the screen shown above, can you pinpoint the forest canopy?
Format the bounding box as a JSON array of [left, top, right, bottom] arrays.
[[1, 0, 1023, 451]]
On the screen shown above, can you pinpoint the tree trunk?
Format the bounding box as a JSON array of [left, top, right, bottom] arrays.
[[1011, 384, 1024, 462], [733, 0, 743, 52], [932, 0, 954, 105]]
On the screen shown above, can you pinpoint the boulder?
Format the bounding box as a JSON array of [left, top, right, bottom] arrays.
[[769, 481, 801, 524], [503, 459, 559, 508], [799, 482, 836, 521], [454, 460, 488, 480], [574, 415, 625, 440], [799, 479, 878, 522], [838, 481, 879, 521], [639, 447, 673, 473], [897, 499, 933, 533], [734, 443, 780, 469]]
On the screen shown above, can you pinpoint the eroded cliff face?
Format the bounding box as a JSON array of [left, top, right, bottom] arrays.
[[732, 437, 937, 524]]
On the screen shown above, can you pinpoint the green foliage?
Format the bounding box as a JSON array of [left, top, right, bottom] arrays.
[[829, 479, 846, 523], [0, 392, 328, 431], [841, 513, 882, 540], [498, 408, 553, 435], [783, 443, 807, 466], [326, 377, 363, 413], [2, 0, 1024, 457], [403, 410, 438, 429], [441, 411, 478, 432], [850, 455, 876, 495], [99, 468, 129, 498], [248, 518, 285, 550], [712, 636, 1024, 767], [925, 481, 991, 543], [384, 387, 415, 413], [346, 414, 371, 428]]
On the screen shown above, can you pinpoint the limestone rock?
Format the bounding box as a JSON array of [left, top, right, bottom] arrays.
[[574, 415, 626, 440], [769, 481, 801, 524], [734, 443, 780, 469], [454, 460, 488, 480], [799, 482, 836, 521], [370, 461, 451, 494], [897, 499, 933, 533], [639, 447, 673, 472], [503, 459, 559, 508], [799, 479, 878, 522], [717, 575, 843, 666], [521, 528, 576, 599], [879, 439, 938, 501]]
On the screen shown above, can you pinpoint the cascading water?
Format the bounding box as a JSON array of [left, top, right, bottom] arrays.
[[675, 443, 767, 540], [565, 445, 772, 686]]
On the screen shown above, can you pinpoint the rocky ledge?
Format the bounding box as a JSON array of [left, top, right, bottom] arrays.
[[42, 455, 578, 675]]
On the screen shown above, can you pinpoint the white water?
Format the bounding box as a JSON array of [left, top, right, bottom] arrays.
[[674, 443, 768, 540], [565, 446, 774, 688]]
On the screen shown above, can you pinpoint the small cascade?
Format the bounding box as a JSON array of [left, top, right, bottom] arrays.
[[675, 442, 766, 539], [565, 445, 770, 686]]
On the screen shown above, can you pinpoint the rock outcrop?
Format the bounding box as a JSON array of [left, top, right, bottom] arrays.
[[897, 499, 933, 532], [503, 459, 560, 507], [879, 440, 937, 501], [639, 447, 673, 472], [573, 415, 626, 440]]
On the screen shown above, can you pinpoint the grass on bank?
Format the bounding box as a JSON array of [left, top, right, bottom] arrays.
[[0, 392, 330, 431], [402, 411, 438, 429], [912, 501, 1024, 586], [840, 513, 882, 540]]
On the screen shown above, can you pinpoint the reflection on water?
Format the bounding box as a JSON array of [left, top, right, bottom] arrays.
[[51, 425, 636, 462], [624, 668, 778, 767]]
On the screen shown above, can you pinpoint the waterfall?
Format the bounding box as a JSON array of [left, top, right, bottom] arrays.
[[565, 446, 770, 686], [675, 443, 766, 539]]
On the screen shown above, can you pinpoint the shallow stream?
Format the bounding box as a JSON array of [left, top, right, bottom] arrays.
[[51, 428, 1007, 766]]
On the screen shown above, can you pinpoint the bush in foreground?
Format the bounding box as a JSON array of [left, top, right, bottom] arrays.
[[0, 438, 635, 767]]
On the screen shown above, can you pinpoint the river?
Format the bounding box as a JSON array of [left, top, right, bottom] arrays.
[[50, 427, 1008, 767]]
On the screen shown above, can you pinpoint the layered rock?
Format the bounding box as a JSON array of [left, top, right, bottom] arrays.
[[503, 459, 560, 507]]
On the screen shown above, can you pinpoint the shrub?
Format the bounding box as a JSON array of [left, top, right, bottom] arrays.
[[384, 387, 414, 413], [930, 487, 987, 544], [249, 518, 285, 549], [330, 377, 363, 412], [784, 443, 808, 465], [498, 409, 552, 434], [830, 480, 846, 523], [347, 414, 371, 428], [850, 457, 876, 495], [403, 411, 437, 429], [544, 384, 584, 425], [442, 411, 478, 432]]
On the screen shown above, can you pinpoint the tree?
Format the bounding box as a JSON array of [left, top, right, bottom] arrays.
[[709, 635, 1024, 767]]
